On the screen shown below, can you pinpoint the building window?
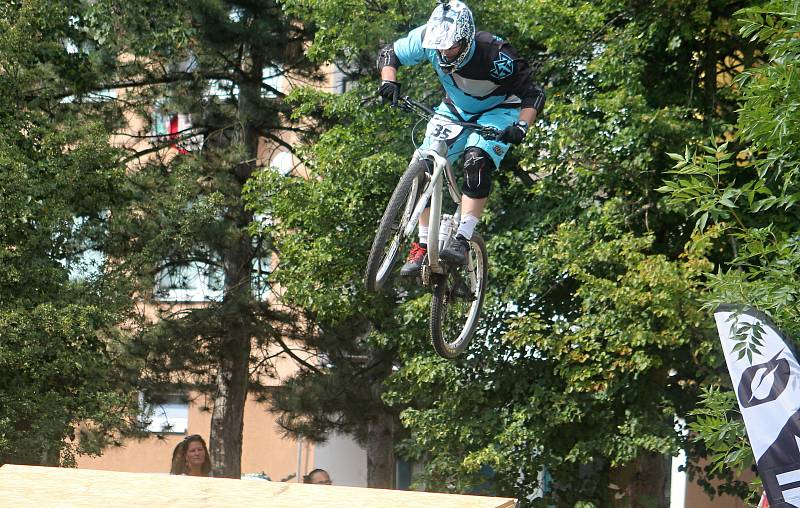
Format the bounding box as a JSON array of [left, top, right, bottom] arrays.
[[207, 66, 280, 100], [155, 261, 224, 302], [61, 215, 107, 281], [140, 393, 189, 434], [60, 88, 118, 104], [151, 107, 195, 153], [263, 66, 283, 98], [151, 109, 169, 137], [207, 79, 240, 101], [252, 254, 273, 300]]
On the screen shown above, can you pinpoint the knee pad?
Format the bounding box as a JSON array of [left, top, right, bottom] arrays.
[[462, 147, 494, 199]]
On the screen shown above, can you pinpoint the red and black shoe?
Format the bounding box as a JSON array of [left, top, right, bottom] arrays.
[[400, 242, 427, 277]]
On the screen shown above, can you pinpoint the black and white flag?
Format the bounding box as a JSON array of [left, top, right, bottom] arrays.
[[714, 305, 800, 508]]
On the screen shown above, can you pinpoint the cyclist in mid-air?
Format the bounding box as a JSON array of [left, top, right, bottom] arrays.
[[377, 0, 545, 276]]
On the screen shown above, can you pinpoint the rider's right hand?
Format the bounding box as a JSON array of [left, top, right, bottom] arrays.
[[378, 80, 401, 106]]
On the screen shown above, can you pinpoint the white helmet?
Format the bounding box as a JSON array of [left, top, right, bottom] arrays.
[[421, 1, 475, 74]]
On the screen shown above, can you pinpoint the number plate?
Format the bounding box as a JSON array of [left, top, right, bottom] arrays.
[[425, 115, 464, 141]]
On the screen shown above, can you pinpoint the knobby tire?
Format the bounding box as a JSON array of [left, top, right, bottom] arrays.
[[429, 233, 488, 359], [364, 161, 426, 292]]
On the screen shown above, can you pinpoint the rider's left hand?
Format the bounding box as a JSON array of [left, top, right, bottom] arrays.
[[500, 121, 529, 145]]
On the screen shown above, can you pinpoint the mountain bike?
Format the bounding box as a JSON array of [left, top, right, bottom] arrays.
[[364, 96, 495, 359]]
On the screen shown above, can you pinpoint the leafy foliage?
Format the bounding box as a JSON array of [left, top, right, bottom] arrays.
[[686, 387, 755, 502], [247, 0, 756, 504], [660, 0, 800, 500], [0, 0, 141, 466]]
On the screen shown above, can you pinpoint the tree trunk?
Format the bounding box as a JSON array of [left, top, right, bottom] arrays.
[[209, 37, 265, 478], [366, 348, 395, 488], [366, 411, 395, 488], [610, 451, 671, 508], [209, 229, 254, 477], [209, 331, 251, 478]]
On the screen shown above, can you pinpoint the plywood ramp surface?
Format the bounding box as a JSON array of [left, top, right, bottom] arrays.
[[0, 464, 517, 508]]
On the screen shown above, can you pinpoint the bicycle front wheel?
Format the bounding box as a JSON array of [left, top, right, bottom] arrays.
[[364, 160, 426, 292], [429, 232, 488, 359]]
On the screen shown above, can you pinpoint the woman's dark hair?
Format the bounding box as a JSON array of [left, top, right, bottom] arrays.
[[170, 434, 212, 476], [303, 468, 330, 484]]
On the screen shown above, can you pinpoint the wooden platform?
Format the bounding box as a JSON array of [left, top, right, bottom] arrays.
[[0, 464, 517, 507]]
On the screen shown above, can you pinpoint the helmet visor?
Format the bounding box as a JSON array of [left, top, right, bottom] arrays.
[[422, 7, 461, 50]]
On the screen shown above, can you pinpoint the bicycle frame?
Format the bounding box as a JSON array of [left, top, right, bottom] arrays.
[[365, 96, 496, 357], [403, 138, 463, 275]]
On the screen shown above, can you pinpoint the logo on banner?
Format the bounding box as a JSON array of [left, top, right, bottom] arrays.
[[714, 305, 800, 508], [756, 411, 800, 507], [738, 351, 791, 408]]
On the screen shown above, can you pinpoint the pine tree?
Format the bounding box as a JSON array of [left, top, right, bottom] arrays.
[[76, 0, 317, 477]]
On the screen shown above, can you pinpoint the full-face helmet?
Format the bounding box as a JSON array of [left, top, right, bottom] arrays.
[[421, 1, 475, 74]]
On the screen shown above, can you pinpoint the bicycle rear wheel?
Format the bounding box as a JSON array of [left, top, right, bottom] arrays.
[[429, 232, 488, 359], [364, 160, 427, 292]]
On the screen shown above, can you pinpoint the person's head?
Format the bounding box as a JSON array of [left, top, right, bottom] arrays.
[[303, 468, 332, 485], [170, 434, 212, 476], [422, 0, 475, 74]]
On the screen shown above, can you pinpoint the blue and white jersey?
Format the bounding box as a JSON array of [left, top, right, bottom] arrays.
[[384, 25, 545, 117]]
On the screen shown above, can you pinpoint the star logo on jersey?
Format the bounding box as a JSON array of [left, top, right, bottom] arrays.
[[493, 145, 503, 155], [490, 52, 514, 80]]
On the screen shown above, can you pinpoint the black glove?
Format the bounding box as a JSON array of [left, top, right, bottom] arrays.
[[500, 121, 529, 145], [378, 80, 401, 105]]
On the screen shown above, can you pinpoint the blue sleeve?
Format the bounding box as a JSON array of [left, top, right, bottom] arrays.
[[393, 25, 428, 67]]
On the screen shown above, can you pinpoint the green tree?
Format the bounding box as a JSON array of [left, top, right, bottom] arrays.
[[69, 0, 318, 477], [249, 0, 758, 505], [0, 0, 141, 466], [242, 0, 444, 489], [661, 0, 800, 501], [244, 88, 432, 487], [384, 0, 757, 504]]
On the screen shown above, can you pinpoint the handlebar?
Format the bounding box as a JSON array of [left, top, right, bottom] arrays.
[[395, 96, 502, 141]]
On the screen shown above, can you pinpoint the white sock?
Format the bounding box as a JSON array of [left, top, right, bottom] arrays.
[[456, 214, 479, 240], [419, 225, 429, 246]]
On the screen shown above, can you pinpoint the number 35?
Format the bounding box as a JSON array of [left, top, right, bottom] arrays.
[[432, 125, 452, 138]]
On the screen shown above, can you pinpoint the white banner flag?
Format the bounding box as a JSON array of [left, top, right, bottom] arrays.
[[714, 305, 800, 508]]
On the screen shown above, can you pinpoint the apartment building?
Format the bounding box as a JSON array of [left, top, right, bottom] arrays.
[[74, 62, 369, 486]]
